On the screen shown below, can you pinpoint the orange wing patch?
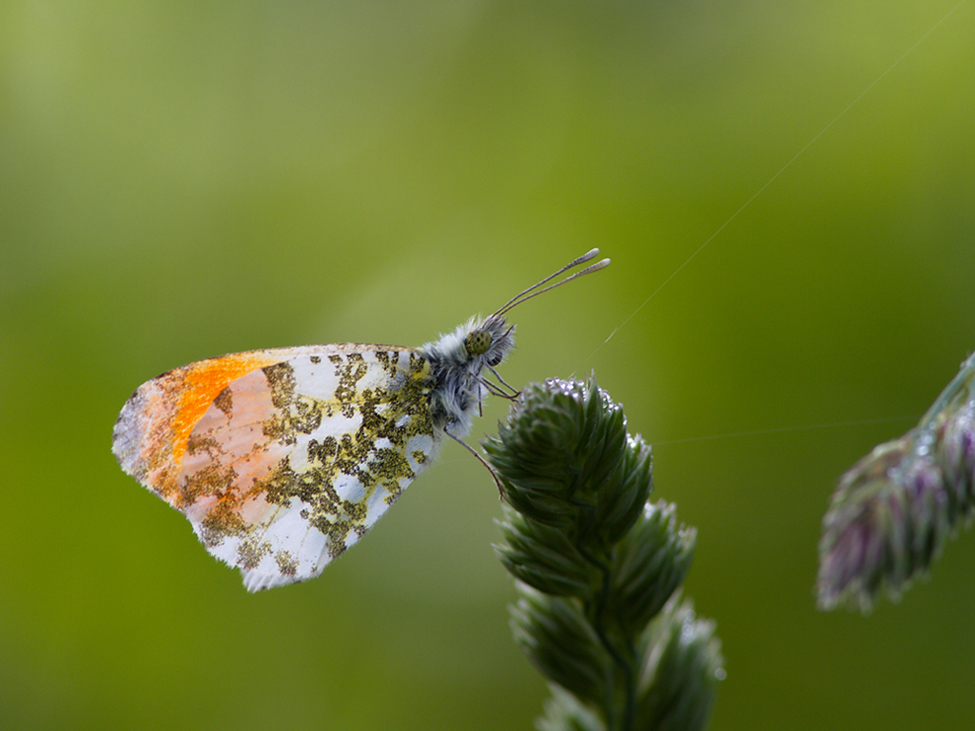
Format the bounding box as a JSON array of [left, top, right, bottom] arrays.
[[112, 349, 292, 501], [170, 354, 284, 465]]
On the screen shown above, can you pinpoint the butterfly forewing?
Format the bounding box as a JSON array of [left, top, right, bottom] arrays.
[[113, 345, 440, 590]]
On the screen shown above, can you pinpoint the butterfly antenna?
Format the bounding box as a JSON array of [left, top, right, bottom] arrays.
[[493, 249, 610, 317]]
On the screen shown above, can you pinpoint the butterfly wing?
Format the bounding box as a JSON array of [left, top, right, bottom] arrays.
[[113, 345, 440, 590]]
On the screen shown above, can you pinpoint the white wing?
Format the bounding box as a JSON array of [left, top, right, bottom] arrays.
[[113, 345, 440, 590]]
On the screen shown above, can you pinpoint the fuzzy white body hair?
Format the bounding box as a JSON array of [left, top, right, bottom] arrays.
[[419, 313, 516, 438]]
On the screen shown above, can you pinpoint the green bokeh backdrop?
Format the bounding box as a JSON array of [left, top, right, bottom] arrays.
[[2, 3, 974, 729]]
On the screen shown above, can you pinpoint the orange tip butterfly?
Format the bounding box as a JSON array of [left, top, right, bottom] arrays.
[[113, 250, 609, 590]]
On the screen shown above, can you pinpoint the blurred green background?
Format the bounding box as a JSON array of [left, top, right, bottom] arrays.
[[2, 2, 974, 729]]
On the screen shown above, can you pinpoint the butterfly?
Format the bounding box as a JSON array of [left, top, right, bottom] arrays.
[[112, 250, 609, 590]]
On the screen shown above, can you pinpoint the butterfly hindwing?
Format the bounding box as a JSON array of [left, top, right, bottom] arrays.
[[113, 345, 440, 590]]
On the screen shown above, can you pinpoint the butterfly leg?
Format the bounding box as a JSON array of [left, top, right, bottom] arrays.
[[444, 425, 505, 498]]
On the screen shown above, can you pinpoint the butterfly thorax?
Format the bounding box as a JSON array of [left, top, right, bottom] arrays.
[[420, 314, 515, 437]]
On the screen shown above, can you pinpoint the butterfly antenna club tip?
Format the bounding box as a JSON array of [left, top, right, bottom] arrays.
[[494, 250, 610, 317]]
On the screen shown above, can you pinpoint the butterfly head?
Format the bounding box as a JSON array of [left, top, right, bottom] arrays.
[[421, 250, 609, 436], [464, 313, 514, 367], [421, 313, 515, 377], [464, 247, 610, 367]]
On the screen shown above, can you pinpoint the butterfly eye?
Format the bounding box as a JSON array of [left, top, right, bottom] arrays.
[[465, 329, 492, 356]]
